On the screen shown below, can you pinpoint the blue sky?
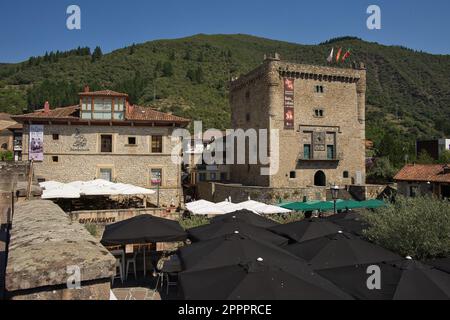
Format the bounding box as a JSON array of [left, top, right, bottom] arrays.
[[0, 0, 449, 63]]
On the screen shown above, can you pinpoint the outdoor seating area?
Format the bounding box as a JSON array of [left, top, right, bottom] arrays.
[[39, 179, 157, 211], [102, 208, 450, 300], [185, 199, 291, 216]]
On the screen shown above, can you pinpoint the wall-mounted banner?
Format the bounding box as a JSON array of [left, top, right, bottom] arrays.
[[29, 125, 44, 161], [284, 78, 295, 129]]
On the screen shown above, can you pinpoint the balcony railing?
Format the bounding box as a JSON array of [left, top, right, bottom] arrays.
[[298, 152, 343, 162]]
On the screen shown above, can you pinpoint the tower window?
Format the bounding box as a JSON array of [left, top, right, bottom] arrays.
[[314, 109, 324, 118], [290, 171, 296, 179], [315, 85, 324, 93], [52, 134, 59, 140], [52, 156, 59, 163], [246, 113, 251, 122], [343, 171, 349, 178]]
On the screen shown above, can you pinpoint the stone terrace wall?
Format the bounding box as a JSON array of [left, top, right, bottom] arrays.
[[70, 207, 181, 226], [5, 200, 115, 300], [197, 182, 327, 204]]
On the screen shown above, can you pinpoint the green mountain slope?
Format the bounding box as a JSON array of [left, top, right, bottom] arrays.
[[1, 34, 450, 165]]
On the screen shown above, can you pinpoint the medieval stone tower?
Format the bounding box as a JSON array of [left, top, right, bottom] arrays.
[[229, 54, 366, 188]]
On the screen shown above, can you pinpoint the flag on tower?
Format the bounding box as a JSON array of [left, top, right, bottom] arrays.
[[335, 48, 343, 63], [327, 48, 334, 63], [342, 49, 352, 62]]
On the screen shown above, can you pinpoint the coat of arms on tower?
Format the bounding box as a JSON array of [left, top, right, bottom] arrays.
[[71, 129, 89, 151]]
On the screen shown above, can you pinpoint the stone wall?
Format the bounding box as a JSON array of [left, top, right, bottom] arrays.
[[348, 184, 391, 201], [5, 200, 115, 300], [229, 58, 366, 189], [197, 182, 327, 204], [21, 124, 183, 207]]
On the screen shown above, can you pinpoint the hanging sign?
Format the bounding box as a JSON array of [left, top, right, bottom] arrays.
[[284, 78, 295, 129], [29, 125, 44, 161]]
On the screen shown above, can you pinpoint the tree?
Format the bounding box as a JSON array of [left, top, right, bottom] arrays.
[[162, 62, 173, 77], [184, 51, 192, 61], [91, 46, 103, 62], [416, 150, 435, 164], [186, 69, 195, 81], [367, 157, 397, 183], [363, 196, 450, 260], [129, 43, 136, 55], [438, 150, 450, 164], [194, 66, 204, 84]]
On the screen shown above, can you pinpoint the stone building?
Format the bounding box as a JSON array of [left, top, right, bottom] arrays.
[[0, 113, 23, 161], [12, 88, 190, 207], [394, 163, 450, 199], [229, 54, 366, 189]]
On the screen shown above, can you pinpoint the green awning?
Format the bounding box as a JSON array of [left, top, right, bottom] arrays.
[[281, 199, 387, 212]]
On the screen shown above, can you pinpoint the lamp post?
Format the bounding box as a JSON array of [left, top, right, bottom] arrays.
[[331, 185, 340, 215]]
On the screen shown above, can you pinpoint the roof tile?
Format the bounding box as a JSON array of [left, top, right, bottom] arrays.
[[394, 164, 450, 183]]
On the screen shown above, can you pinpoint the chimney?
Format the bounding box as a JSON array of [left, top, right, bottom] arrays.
[[44, 101, 50, 113], [84, 85, 90, 93]]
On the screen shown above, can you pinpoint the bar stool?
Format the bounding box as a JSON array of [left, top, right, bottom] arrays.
[[112, 257, 124, 286], [126, 252, 138, 280]]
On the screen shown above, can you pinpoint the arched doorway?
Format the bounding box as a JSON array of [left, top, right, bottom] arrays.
[[314, 171, 326, 186]]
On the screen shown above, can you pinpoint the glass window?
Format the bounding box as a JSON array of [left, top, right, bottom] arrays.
[[100, 168, 112, 182], [150, 169, 162, 186], [327, 145, 335, 160], [304, 144, 311, 160], [210, 173, 217, 181], [128, 137, 136, 145], [343, 171, 349, 178], [101, 135, 113, 153], [199, 173, 206, 182], [152, 136, 163, 153]]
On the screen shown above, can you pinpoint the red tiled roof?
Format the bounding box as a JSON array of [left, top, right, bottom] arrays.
[[78, 90, 128, 97], [12, 106, 80, 121], [12, 104, 190, 125], [0, 113, 23, 130], [394, 164, 450, 183], [126, 105, 190, 123]]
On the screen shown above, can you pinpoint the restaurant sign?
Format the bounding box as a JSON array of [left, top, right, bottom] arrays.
[[284, 78, 295, 129], [29, 125, 44, 161]]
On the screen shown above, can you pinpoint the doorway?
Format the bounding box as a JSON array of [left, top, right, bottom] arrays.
[[314, 171, 326, 186]]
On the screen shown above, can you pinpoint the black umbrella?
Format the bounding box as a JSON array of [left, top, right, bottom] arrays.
[[269, 219, 343, 243], [187, 221, 289, 246], [426, 257, 450, 274], [286, 231, 401, 270], [326, 212, 370, 236], [179, 260, 353, 300], [211, 210, 279, 229], [101, 214, 187, 245], [317, 259, 450, 300], [178, 233, 306, 272]]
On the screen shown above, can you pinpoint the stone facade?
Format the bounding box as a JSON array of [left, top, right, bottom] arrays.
[[229, 56, 366, 189], [197, 181, 327, 204], [21, 124, 183, 207]]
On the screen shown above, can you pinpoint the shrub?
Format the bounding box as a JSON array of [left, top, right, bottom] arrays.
[[179, 216, 210, 230], [269, 213, 304, 225], [362, 196, 450, 260], [0, 150, 13, 161]]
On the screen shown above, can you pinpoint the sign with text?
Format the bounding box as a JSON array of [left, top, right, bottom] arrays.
[[284, 78, 295, 129], [29, 125, 44, 161]]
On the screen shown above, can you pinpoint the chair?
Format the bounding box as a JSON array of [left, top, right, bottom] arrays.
[[164, 272, 178, 295], [126, 252, 138, 280], [112, 257, 124, 286]]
